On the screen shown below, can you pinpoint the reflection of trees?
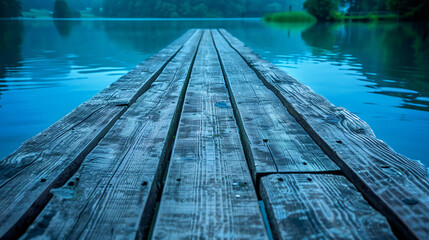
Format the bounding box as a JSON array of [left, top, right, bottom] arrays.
[[263, 22, 315, 34], [380, 23, 429, 111], [0, 20, 24, 107], [54, 20, 81, 38], [301, 23, 340, 50], [301, 22, 429, 112], [0, 21, 23, 78]]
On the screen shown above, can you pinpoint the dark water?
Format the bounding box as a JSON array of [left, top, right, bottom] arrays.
[[0, 19, 428, 166]]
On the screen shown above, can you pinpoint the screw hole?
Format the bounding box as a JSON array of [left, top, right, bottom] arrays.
[[278, 178, 283, 182], [141, 181, 148, 186], [307, 178, 312, 182], [75, 177, 80, 181], [176, 178, 181, 182], [67, 181, 75, 186], [40, 178, 46, 182], [336, 140, 342, 144], [263, 139, 268, 143], [381, 165, 390, 169], [302, 162, 308, 165]]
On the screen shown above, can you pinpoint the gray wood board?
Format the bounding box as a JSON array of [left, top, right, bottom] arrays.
[[211, 30, 339, 182], [0, 30, 198, 239], [151, 31, 268, 239], [219, 29, 429, 239], [260, 174, 396, 240], [19, 30, 203, 240]]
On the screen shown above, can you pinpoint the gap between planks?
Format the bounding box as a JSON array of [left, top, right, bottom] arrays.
[[210, 29, 340, 190], [151, 30, 268, 239]]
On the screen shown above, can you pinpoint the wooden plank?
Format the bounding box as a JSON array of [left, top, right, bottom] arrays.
[[19, 30, 203, 240], [151, 31, 268, 239], [260, 174, 396, 240], [0, 30, 198, 239], [219, 29, 429, 239], [211, 30, 339, 181]]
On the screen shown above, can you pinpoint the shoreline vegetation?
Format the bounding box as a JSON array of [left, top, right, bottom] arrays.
[[263, 11, 316, 23], [263, 11, 399, 23], [1, 0, 306, 19], [1, 0, 427, 23], [264, 0, 429, 23]]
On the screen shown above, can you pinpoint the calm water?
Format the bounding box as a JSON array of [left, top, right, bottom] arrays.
[[0, 19, 428, 166]]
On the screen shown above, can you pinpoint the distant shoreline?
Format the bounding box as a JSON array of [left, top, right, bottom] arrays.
[[1, 17, 263, 21]]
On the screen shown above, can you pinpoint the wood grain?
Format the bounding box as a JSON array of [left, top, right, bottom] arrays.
[[19, 30, 203, 240], [211, 30, 339, 182], [219, 29, 429, 239], [0, 30, 197, 239], [260, 174, 396, 240], [151, 30, 268, 240]]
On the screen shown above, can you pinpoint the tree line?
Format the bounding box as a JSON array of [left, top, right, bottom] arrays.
[[101, 0, 296, 18], [1, 0, 428, 20], [305, 0, 428, 21], [1, 0, 297, 18]]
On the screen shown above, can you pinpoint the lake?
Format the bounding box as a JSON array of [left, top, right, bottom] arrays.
[[0, 19, 428, 167]]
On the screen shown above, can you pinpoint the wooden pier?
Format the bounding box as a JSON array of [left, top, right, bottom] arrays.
[[0, 29, 428, 240]]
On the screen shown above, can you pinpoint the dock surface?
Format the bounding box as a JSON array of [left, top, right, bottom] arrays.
[[0, 29, 428, 240]]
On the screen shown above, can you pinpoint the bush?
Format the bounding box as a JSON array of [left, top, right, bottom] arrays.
[[263, 11, 317, 23], [304, 0, 338, 21]]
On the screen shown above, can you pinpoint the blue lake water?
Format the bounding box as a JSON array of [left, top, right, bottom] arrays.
[[0, 19, 428, 166]]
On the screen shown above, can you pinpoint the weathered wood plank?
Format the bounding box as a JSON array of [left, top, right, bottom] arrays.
[[19, 30, 203, 240], [0, 30, 198, 239], [151, 31, 268, 239], [211, 30, 339, 181], [260, 174, 396, 240], [219, 29, 429, 239]]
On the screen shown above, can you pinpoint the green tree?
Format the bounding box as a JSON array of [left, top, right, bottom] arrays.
[[304, 0, 339, 20], [53, 0, 80, 18], [0, 0, 22, 17]]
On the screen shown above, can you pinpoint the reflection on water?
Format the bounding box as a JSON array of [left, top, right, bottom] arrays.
[[54, 20, 81, 38], [0, 19, 428, 166], [301, 23, 429, 112], [239, 21, 429, 164], [0, 21, 23, 104]]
